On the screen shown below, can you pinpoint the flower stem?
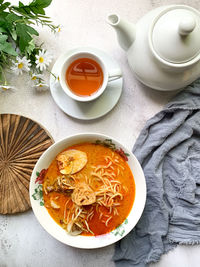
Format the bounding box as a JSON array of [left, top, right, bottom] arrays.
[[47, 69, 57, 80], [0, 66, 7, 85]]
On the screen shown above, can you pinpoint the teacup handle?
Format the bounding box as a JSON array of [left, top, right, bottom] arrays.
[[108, 68, 122, 82]]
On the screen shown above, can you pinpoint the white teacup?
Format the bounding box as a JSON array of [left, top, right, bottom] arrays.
[[59, 51, 122, 102]]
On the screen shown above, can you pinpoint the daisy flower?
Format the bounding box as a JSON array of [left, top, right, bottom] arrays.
[[34, 82, 49, 92], [31, 73, 44, 81], [53, 25, 62, 36], [56, 26, 61, 33], [11, 56, 31, 75], [35, 49, 52, 71], [0, 85, 16, 93]]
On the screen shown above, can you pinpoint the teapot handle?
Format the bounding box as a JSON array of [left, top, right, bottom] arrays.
[[179, 16, 196, 36]]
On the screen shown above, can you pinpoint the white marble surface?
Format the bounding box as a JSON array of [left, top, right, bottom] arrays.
[[1, 0, 200, 266]]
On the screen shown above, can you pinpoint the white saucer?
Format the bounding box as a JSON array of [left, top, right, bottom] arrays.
[[49, 47, 123, 120]]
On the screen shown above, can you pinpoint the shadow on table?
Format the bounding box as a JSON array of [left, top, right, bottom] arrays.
[[137, 80, 182, 105], [62, 99, 120, 125]]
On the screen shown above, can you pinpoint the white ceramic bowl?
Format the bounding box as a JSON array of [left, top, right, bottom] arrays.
[[30, 133, 146, 249]]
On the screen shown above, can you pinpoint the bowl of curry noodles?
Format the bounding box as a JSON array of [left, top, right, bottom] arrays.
[[30, 133, 146, 248]]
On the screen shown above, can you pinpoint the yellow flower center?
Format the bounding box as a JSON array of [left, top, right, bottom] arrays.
[[32, 76, 37, 80], [18, 63, 23, 69], [58, 27, 61, 32], [39, 57, 44, 63], [39, 84, 43, 87], [2, 87, 7, 91]]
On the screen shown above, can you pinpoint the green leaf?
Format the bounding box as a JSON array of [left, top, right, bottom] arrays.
[[10, 30, 17, 40], [5, 14, 22, 38], [39, 189, 43, 199], [32, 194, 37, 200], [0, 35, 16, 56], [17, 23, 38, 36], [0, 14, 8, 30], [6, 13, 21, 23], [37, 14, 51, 19], [36, 171, 40, 176], [41, 19, 52, 23], [0, 34, 8, 43], [27, 26, 38, 36], [26, 39, 35, 55], [0, 26, 7, 33], [30, 0, 52, 9], [12, 0, 52, 17], [17, 29, 31, 51], [1, 42, 17, 56], [16, 23, 38, 51], [0, 0, 4, 5], [18, 1, 24, 8], [120, 230, 125, 236], [0, 2, 10, 12]]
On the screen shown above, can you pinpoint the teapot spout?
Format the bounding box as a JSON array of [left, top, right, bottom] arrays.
[[107, 14, 135, 51]]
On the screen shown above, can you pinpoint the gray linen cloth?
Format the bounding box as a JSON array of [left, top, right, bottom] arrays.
[[113, 80, 200, 267]]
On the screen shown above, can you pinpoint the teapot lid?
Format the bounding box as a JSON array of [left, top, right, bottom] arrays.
[[150, 6, 200, 65]]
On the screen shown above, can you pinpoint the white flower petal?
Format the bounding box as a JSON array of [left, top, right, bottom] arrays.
[[0, 85, 16, 93], [31, 73, 43, 80], [34, 82, 49, 92], [11, 56, 32, 75], [35, 49, 52, 72]]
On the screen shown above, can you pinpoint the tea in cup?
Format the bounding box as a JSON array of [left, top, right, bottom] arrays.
[[59, 51, 122, 102]]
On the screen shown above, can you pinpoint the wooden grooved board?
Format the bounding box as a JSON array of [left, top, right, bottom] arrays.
[[0, 114, 54, 214]]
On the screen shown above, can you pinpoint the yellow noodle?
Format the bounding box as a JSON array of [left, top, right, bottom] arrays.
[[91, 172, 106, 183], [74, 207, 82, 221], [89, 213, 94, 220], [110, 193, 123, 200], [87, 210, 94, 220], [113, 203, 120, 206], [102, 172, 115, 178], [113, 208, 119, 216], [105, 158, 109, 163], [63, 199, 70, 219], [105, 156, 125, 170], [105, 216, 112, 227], [110, 180, 121, 184], [94, 161, 112, 172], [85, 220, 94, 235], [99, 212, 103, 220]]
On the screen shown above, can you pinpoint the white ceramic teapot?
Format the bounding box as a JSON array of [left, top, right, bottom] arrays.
[[107, 5, 200, 91]]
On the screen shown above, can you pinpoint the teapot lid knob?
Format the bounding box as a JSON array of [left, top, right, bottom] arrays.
[[179, 16, 196, 36], [150, 6, 200, 64]]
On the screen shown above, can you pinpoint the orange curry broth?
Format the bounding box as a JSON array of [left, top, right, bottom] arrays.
[[43, 143, 135, 236]]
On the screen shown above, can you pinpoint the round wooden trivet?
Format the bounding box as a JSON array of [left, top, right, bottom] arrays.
[[0, 114, 54, 214]]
